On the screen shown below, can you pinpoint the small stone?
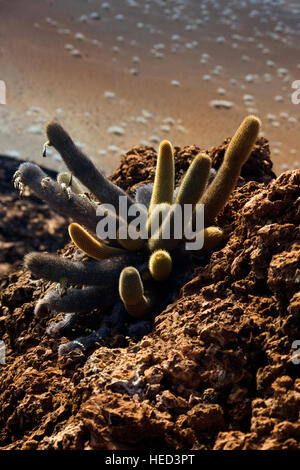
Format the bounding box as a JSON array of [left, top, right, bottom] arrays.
[[28, 125, 43, 135], [104, 91, 116, 99], [75, 32, 85, 41], [90, 12, 101, 20], [71, 49, 81, 57], [107, 126, 125, 136], [210, 100, 234, 109]]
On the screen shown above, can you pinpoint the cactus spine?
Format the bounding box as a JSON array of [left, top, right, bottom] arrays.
[[57, 172, 85, 194]]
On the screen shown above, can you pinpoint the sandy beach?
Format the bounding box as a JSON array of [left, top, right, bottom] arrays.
[[0, 0, 299, 174]]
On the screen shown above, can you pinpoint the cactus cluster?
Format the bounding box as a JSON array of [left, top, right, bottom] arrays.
[[13, 115, 261, 355]]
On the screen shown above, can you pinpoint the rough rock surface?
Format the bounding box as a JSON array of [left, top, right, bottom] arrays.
[[0, 140, 299, 450]]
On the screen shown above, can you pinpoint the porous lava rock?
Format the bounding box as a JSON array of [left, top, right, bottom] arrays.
[[0, 140, 299, 450]]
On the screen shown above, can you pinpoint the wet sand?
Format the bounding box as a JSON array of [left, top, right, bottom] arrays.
[[0, 0, 299, 175]]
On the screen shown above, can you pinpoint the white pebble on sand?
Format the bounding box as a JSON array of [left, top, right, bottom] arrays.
[[266, 60, 275, 67], [108, 145, 120, 153], [71, 49, 81, 57], [245, 74, 255, 83], [31, 106, 42, 113], [288, 117, 297, 124], [28, 125, 43, 135], [142, 110, 154, 119], [108, 126, 125, 136], [58, 28, 70, 35], [75, 33, 85, 41], [160, 124, 171, 132], [46, 17, 58, 27], [90, 12, 101, 20], [274, 95, 284, 102], [104, 91, 116, 99], [98, 150, 107, 156], [5, 150, 20, 158], [79, 15, 88, 23], [75, 141, 85, 149], [203, 74, 211, 81], [35, 117, 46, 124], [164, 117, 175, 125], [218, 88, 226, 95], [44, 147, 53, 155], [136, 116, 147, 125], [171, 80, 180, 87], [277, 68, 289, 78], [210, 100, 234, 109], [149, 136, 160, 144], [264, 73, 272, 82]]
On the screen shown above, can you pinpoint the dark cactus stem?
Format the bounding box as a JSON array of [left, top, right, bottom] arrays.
[[35, 285, 116, 317], [46, 122, 147, 219], [16, 162, 99, 233], [25, 251, 147, 286]]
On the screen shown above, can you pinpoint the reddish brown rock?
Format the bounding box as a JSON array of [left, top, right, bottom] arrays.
[[0, 142, 299, 450]]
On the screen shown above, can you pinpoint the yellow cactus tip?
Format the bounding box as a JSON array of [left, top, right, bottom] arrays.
[[68, 222, 124, 260], [68, 222, 78, 238], [159, 139, 173, 154], [149, 249, 172, 281], [243, 115, 261, 131], [119, 267, 150, 318]]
